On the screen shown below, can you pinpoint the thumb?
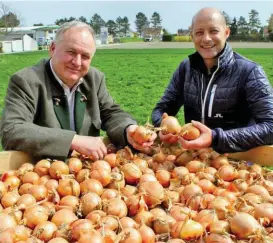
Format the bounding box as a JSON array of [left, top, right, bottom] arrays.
[[191, 120, 209, 133], [126, 125, 137, 136]]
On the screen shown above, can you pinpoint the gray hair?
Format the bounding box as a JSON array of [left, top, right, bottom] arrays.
[[54, 20, 96, 54]]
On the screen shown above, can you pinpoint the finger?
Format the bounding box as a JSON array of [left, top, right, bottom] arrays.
[[90, 152, 99, 161], [97, 149, 104, 160], [169, 136, 179, 143], [191, 120, 209, 133], [100, 143, 108, 156]]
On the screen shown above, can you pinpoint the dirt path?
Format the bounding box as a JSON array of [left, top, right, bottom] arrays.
[[97, 42, 273, 49]]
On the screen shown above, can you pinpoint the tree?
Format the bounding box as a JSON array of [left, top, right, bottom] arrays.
[[78, 16, 88, 24], [0, 2, 20, 30], [55, 17, 75, 26], [150, 12, 162, 28], [106, 20, 117, 36], [33, 23, 43, 26], [268, 14, 273, 41], [248, 9, 261, 34], [237, 16, 249, 35], [222, 11, 231, 27], [115, 16, 123, 34], [120, 17, 130, 36], [230, 17, 238, 36], [90, 13, 105, 34], [135, 12, 149, 36]]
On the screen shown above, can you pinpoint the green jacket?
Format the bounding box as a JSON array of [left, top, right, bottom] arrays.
[[0, 59, 137, 160]]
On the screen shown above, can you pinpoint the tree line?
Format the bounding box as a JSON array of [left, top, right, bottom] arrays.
[[54, 12, 162, 37], [0, 0, 273, 41]]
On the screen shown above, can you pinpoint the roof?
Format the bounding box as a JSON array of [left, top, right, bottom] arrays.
[[34, 25, 59, 31], [0, 25, 59, 32]]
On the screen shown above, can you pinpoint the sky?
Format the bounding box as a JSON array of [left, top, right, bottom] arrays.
[[3, 0, 273, 33]]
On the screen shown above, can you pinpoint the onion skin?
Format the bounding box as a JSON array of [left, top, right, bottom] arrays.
[[180, 123, 201, 140]]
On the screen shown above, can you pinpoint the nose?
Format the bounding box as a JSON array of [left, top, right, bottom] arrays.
[[72, 54, 81, 66], [202, 32, 212, 42]]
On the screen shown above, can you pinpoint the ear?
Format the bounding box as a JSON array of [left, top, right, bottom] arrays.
[[49, 42, 56, 57], [225, 26, 230, 39]]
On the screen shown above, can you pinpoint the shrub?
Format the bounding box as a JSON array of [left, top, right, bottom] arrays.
[[162, 35, 173, 42], [173, 36, 192, 42], [0, 42, 3, 53], [120, 37, 143, 43]]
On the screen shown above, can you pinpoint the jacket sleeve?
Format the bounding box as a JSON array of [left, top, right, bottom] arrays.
[[151, 62, 185, 127], [212, 65, 273, 153], [97, 74, 137, 147], [0, 74, 76, 160]]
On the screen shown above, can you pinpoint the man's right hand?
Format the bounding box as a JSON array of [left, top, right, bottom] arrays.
[[70, 135, 107, 160], [159, 131, 179, 144]]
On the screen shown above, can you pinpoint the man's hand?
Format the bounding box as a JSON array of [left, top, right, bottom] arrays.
[[179, 121, 212, 150], [126, 125, 157, 152], [70, 135, 107, 160], [159, 131, 179, 144]]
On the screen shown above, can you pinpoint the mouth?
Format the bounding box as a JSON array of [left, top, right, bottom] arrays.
[[201, 45, 216, 49], [67, 67, 80, 73]]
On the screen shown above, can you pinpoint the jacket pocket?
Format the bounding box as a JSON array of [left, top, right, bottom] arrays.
[[208, 84, 217, 118]]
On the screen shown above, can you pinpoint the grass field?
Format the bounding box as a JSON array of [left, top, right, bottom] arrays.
[[0, 48, 273, 127]]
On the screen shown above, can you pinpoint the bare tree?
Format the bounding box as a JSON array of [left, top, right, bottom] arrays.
[[0, 1, 20, 33]]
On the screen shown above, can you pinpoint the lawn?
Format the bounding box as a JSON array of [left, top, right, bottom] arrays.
[[0, 48, 273, 127]]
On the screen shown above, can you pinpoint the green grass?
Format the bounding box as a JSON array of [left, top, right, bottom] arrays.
[[0, 48, 273, 127]]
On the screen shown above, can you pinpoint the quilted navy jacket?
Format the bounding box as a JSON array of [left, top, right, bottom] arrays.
[[152, 43, 273, 153]]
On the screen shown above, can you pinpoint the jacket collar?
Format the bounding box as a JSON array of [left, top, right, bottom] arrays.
[[189, 42, 235, 75]]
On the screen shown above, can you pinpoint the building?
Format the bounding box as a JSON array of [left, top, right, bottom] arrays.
[[142, 27, 163, 41]]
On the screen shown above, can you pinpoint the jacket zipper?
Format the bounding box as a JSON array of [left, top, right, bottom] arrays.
[[201, 64, 220, 123], [208, 84, 217, 117]]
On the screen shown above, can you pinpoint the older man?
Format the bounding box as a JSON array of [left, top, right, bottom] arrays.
[[152, 7, 273, 153], [0, 21, 155, 160]]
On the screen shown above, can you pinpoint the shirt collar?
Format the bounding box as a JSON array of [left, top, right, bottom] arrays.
[[49, 59, 83, 94]]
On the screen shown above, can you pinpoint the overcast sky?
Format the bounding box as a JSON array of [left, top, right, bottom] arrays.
[[3, 0, 273, 33]]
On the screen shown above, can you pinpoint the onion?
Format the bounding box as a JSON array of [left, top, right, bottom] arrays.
[[211, 156, 229, 169], [70, 219, 94, 241], [139, 174, 157, 184], [0, 213, 17, 231], [209, 220, 230, 234], [24, 205, 49, 229], [91, 160, 112, 186], [246, 185, 272, 202], [119, 228, 142, 243], [16, 194, 36, 209], [217, 165, 238, 182], [22, 171, 40, 185], [80, 192, 102, 217], [104, 153, 118, 168], [101, 189, 119, 200], [103, 198, 128, 218], [57, 179, 80, 198], [33, 221, 58, 242], [67, 157, 82, 174], [180, 123, 201, 140], [134, 210, 154, 227], [208, 197, 230, 220], [19, 183, 33, 195], [85, 210, 106, 225], [34, 159, 51, 177], [29, 184, 48, 201], [131, 126, 154, 144], [51, 208, 78, 227], [176, 151, 195, 166], [171, 166, 189, 179], [49, 161, 69, 179], [76, 169, 91, 183], [120, 217, 139, 229], [253, 203, 273, 223], [48, 238, 69, 243], [160, 113, 181, 135], [180, 219, 204, 240], [229, 212, 260, 239], [194, 209, 218, 230], [59, 195, 79, 212], [101, 216, 119, 231], [1, 190, 20, 208], [137, 224, 155, 243], [198, 179, 215, 194], [121, 185, 138, 198], [4, 175, 21, 190], [122, 163, 142, 185], [153, 215, 175, 234], [139, 181, 164, 208], [182, 184, 203, 201], [205, 233, 234, 243]]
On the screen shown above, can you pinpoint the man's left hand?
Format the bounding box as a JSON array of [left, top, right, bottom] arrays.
[[126, 125, 157, 152], [179, 120, 212, 150]]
